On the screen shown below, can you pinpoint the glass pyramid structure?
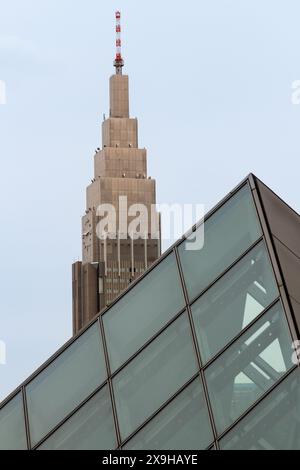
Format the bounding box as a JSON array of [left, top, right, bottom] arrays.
[[1, 174, 300, 450]]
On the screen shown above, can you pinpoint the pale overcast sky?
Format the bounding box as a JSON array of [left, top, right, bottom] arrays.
[[1, 0, 300, 401]]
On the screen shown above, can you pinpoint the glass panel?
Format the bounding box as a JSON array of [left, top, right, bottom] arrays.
[[0, 393, 27, 450], [205, 302, 293, 435], [38, 386, 116, 450], [113, 312, 198, 440], [179, 184, 261, 301], [191, 241, 278, 364], [220, 368, 300, 450], [103, 252, 185, 373], [26, 323, 107, 446], [123, 378, 213, 450]]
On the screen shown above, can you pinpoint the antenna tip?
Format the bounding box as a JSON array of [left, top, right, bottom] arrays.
[[114, 10, 123, 74]]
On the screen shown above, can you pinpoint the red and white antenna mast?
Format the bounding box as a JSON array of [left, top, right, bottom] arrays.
[[114, 11, 124, 75]]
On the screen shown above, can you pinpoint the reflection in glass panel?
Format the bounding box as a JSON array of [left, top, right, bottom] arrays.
[[38, 386, 116, 450], [26, 323, 106, 446], [113, 312, 198, 440], [103, 253, 185, 373], [123, 378, 213, 450], [220, 368, 300, 450], [191, 241, 278, 364], [179, 185, 261, 301], [0, 393, 27, 450], [205, 302, 293, 434]]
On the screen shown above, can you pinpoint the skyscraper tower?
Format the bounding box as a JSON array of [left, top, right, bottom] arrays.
[[72, 12, 161, 335]]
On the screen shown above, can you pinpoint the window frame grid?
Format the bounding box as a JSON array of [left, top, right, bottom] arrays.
[[30, 295, 288, 450], [0, 178, 253, 414], [1, 176, 299, 450]]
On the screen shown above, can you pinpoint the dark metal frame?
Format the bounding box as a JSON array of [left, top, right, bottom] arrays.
[[1, 174, 299, 450]]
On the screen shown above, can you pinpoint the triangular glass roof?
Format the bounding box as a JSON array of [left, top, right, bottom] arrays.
[[1, 174, 299, 450]]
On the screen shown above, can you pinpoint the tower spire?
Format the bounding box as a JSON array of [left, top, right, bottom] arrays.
[[114, 11, 124, 75]]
